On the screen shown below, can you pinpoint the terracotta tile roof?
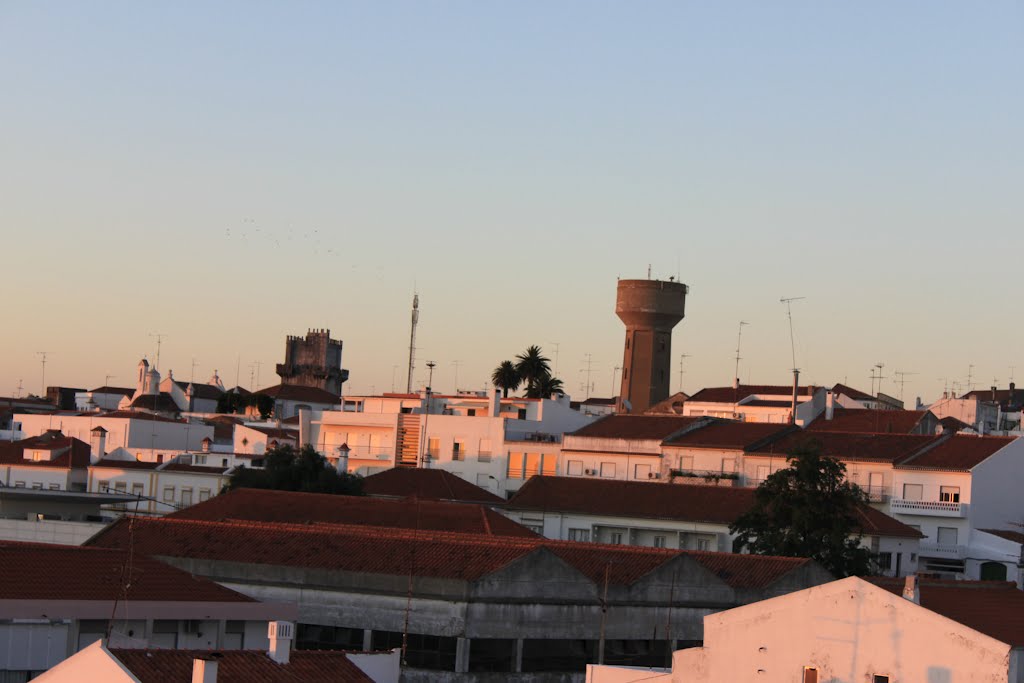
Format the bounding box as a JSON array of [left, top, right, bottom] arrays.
[[91, 458, 161, 470], [111, 649, 373, 683], [202, 415, 243, 441], [0, 541, 255, 602], [807, 409, 932, 434], [245, 425, 299, 440], [569, 415, 704, 440], [88, 386, 135, 396], [88, 516, 813, 589], [507, 476, 920, 539], [0, 434, 91, 469], [938, 415, 972, 432], [979, 529, 1024, 545], [898, 435, 1017, 471], [872, 578, 1024, 647], [750, 431, 938, 463], [167, 488, 534, 537], [98, 410, 186, 423], [255, 384, 341, 404], [742, 400, 796, 407], [687, 384, 813, 404], [361, 467, 505, 504], [831, 383, 875, 401], [581, 397, 616, 406], [173, 380, 224, 400], [663, 421, 796, 450], [961, 387, 1024, 410], [129, 392, 181, 414]]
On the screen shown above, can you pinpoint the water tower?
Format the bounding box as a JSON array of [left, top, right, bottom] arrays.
[[615, 278, 688, 413]]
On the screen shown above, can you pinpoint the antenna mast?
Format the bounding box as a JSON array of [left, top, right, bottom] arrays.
[[894, 370, 917, 402], [36, 351, 50, 396], [148, 333, 167, 371], [733, 322, 749, 386], [678, 353, 692, 394], [405, 294, 419, 393], [779, 297, 805, 372]]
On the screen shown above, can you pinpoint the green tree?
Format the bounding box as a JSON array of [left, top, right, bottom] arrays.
[[227, 443, 364, 496], [252, 393, 275, 419], [531, 373, 565, 399], [729, 439, 873, 578], [515, 345, 552, 397], [491, 360, 522, 398]]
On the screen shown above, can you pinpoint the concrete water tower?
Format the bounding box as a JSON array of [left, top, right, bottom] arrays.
[[615, 278, 688, 413]]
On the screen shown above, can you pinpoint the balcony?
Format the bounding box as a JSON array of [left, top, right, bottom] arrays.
[[890, 499, 968, 518], [861, 485, 891, 504], [669, 469, 740, 487], [918, 541, 966, 559]]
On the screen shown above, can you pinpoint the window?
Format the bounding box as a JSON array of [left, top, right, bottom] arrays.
[[756, 465, 770, 482], [517, 408, 527, 420], [427, 438, 440, 457], [610, 532, 623, 545], [163, 486, 175, 503], [132, 483, 144, 498], [677, 455, 694, 471], [49, 483, 60, 490], [876, 552, 892, 571], [653, 535, 666, 548], [567, 460, 584, 476], [803, 667, 818, 683], [31, 482, 43, 490], [634, 463, 652, 479], [114, 481, 127, 493], [14, 481, 25, 488], [902, 483, 923, 501], [199, 488, 211, 502], [525, 453, 542, 477], [721, 457, 737, 473], [873, 676, 890, 683], [937, 527, 958, 546], [939, 486, 960, 503], [507, 453, 524, 479], [452, 440, 464, 461], [568, 528, 590, 542], [600, 462, 616, 478], [696, 537, 713, 551], [466, 409, 476, 417], [541, 454, 557, 476], [478, 439, 492, 462], [180, 488, 193, 507], [194, 454, 207, 465]]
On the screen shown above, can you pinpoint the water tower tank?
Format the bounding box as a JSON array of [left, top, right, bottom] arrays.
[[615, 279, 688, 413]]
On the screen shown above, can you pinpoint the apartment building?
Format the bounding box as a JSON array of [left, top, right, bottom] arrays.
[[679, 383, 826, 426]]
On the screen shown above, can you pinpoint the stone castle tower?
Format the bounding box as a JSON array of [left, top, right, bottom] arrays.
[[276, 329, 347, 395]]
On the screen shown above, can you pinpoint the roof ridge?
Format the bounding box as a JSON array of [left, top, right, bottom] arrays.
[[895, 432, 952, 466]]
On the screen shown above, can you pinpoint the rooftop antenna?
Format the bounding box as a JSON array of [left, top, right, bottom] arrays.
[[678, 353, 692, 394], [580, 353, 595, 400], [1010, 366, 1016, 384], [549, 342, 560, 376], [451, 360, 463, 394], [733, 322, 749, 387], [779, 297, 805, 372], [647, 264, 652, 279], [966, 364, 975, 392], [391, 365, 399, 393], [870, 363, 886, 396], [104, 374, 116, 387], [35, 351, 50, 396], [425, 360, 436, 391], [15, 379, 23, 399], [148, 333, 167, 371], [406, 294, 419, 393], [893, 370, 917, 402]]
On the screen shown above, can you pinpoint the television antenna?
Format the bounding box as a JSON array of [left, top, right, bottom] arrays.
[[893, 370, 917, 402], [733, 322, 749, 386], [580, 354, 595, 400], [870, 363, 886, 396], [148, 333, 167, 371], [36, 351, 51, 396], [678, 353, 692, 394], [405, 294, 419, 393], [451, 360, 463, 393], [779, 297, 805, 372]]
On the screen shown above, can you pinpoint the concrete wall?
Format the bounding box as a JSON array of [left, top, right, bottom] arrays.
[[0, 518, 107, 545], [969, 438, 1024, 530]]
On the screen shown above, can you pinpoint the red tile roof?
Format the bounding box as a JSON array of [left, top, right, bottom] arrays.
[[938, 416, 972, 432], [898, 435, 1017, 471], [507, 476, 921, 539], [361, 467, 505, 504], [129, 393, 182, 414], [99, 410, 186, 423], [687, 385, 814, 404], [0, 434, 91, 469], [750, 431, 938, 463], [872, 578, 1024, 647], [88, 516, 813, 589], [88, 386, 135, 396], [161, 463, 232, 474], [663, 421, 796, 450], [255, 384, 341, 404], [111, 649, 373, 683], [569, 415, 704, 440], [91, 458, 161, 470], [168, 488, 534, 537], [960, 387, 1023, 410], [742, 400, 796, 407], [0, 541, 255, 602], [174, 380, 224, 400], [807, 409, 932, 434], [244, 425, 299, 440], [831, 383, 875, 401]]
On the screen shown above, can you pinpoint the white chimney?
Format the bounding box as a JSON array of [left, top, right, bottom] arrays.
[[825, 392, 835, 421], [489, 390, 500, 417], [268, 621, 294, 664], [336, 443, 350, 474], [732, 376, 739, 389], [902, 575, 920, 605], [89, 426, 107, 464], [192, 656, 219, 683]]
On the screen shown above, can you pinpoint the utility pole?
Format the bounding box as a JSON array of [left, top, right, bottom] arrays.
[[36, 351, 50, 396]]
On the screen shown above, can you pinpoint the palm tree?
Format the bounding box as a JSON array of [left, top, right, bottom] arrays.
[[515, 346, 551, 396], [532, 374, 565, 399], [491, 360, 521, 398]]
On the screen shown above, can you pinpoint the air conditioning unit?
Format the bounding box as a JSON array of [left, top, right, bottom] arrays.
[[648, 472, 661, 479], [584, 469, 596, 476]]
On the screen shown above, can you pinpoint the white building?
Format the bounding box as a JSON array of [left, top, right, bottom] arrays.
[[680, 383, 826, 426], [14, 410, 214, 455], [588, 575, 1024, 683]]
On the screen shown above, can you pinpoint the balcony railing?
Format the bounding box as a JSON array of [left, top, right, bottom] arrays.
[[919, 541, 966, 559], [890, 499, 968, 517]]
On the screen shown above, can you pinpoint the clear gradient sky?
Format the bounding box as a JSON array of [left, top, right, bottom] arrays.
[[2, 2, 1022, 404]]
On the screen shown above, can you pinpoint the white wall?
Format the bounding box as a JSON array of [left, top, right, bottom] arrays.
[[968, 438, 1024, 530]]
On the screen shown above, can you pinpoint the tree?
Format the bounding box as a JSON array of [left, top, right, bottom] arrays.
[[227, 443, 364, 496], [515, 345, 552, 397], [729, 439, 873, 578], [531, 373, 565, 399], [491, 360, 521, 398]]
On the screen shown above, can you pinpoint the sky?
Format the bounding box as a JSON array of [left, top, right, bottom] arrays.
[[1, 2, 1022, 405]]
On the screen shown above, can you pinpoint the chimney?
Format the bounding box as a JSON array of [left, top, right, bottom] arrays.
[[202, 437, 211, 453], [336, 443, 350, 474], [268, 621, 293, 664], [89, 426, 107, 464], [902, 575, 920, 604], [192, 655, 220, 683], [732, 376, 739, 390], [992, 386, 998, 402], [825, 392, 835, 421], [490, 389, 500, 417], [1011, 382, 1017, 406]]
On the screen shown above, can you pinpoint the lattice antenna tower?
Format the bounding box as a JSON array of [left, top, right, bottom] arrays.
[[406, 294, 419, 393]]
